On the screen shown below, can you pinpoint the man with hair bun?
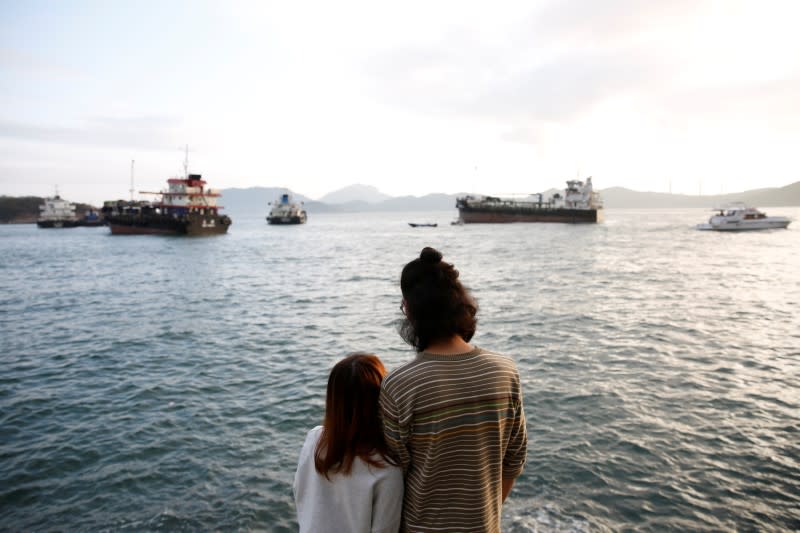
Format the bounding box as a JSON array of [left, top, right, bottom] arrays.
[[380, 246, 528, 533]]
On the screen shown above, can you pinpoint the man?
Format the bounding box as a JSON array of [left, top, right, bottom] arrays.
[[380, 247, 528, 532]]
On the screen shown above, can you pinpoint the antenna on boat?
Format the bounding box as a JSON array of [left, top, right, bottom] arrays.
[[130, 160, 135, 201], [183, 145, 189, 178]]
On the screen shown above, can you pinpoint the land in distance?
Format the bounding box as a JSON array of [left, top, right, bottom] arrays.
[[2, 181, 799, 223]]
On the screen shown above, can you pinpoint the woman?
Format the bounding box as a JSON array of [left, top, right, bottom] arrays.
[[380, 247, 528, 533], [294, 353, 403, 533]]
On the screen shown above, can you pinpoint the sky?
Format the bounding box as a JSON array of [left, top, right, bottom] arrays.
[[1, 0, 799, 205]]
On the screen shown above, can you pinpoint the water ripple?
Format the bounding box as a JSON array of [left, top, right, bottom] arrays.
[[1, 209, 799, 531]]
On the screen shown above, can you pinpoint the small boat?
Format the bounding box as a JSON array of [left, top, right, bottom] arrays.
[[37, 192, 80, 228], [696, 203, 791, 231], [267, 192, 307, 225], [79, 209, 105, 227], [408, 222, 437, 228]]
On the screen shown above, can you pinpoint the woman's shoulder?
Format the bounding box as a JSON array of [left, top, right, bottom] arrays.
[[356, 454, 404, 480], [301, 425, 323, 449]]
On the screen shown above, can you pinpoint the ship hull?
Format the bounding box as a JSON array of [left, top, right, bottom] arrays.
[[267, 215, 306, 225], [697, 220, 790, 231], [78, 220, 106, 227], [108, 214, 231, 235], [457, 207, 603, 224], [37, 219, 81, 228]]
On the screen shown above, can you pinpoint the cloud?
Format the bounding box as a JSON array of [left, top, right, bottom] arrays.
[[472, 52, 657, 122], [522, 0, 708, 47], [360, 1, 683, 120], [362, 0, 799, 149], [364, 31, 659, 135], [0, 116, 182, 151], [661, 78, 800, 126], [0, 47, 86, 79]]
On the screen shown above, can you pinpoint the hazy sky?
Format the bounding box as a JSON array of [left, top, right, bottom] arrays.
[[1, 0, 799, 205]]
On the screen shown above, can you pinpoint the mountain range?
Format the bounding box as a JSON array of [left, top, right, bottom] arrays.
[[222, 181, 800, 216]]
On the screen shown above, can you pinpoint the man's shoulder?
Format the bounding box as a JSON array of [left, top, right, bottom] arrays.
[[382, 358, 424, 389], [477, 347, 520, 368]]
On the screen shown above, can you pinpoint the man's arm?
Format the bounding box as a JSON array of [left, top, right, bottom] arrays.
[[379, 384, 411, 469]]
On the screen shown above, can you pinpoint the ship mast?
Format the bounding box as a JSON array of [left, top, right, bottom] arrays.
[[183, 145, 189, 179], [130, 159, 135, 201]]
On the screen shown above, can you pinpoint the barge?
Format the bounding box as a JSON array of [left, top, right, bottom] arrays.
[[456, 177, 603, 224]]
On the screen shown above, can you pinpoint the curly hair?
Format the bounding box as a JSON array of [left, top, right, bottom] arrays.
[[398, 247, 478, 352]]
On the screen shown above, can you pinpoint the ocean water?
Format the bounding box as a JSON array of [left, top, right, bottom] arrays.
[[1, 208, 799, 532]]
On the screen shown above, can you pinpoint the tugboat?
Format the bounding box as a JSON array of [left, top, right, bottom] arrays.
[[37, 191, 80, 228], [266, 192, 307, 224], [455, 177, 603, 224], [79, 209, 105, 227], [103, 153, 232, 236]]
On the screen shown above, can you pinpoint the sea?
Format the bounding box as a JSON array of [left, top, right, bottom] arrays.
[[1, 208, 799, 532]]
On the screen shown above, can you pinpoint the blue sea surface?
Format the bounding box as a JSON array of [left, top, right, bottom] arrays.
[[1, 208, 799, 531]]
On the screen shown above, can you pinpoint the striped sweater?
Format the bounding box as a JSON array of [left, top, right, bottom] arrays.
[[379, 347, 527, 533]]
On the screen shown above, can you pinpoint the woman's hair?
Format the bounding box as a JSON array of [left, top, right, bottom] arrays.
[[399, 247, 478, 352], [314, 353, 394, 479]]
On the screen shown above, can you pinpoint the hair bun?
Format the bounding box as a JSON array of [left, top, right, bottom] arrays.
[[419, 247, 443, 264]]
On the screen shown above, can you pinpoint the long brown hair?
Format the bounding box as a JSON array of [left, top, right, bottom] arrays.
[[314, 353, 394, 478]]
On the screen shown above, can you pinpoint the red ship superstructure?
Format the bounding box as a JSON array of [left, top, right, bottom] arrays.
[[154, 173, 225, 220]]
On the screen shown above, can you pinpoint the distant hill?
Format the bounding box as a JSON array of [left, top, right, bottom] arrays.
[[221, 187, 314, 217], [6, 181, 798, 223], [318, 184, 391, 204], [378, 193, 460, 211], [600, 181, 800, 208], [220, 188, 461, 214], [0, 196, 42, 223], [219, 181, 800, 214], [310, 193, 460, 212]]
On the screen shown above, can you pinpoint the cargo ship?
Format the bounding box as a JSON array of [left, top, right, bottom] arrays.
[[37, 193, 80, 228], [455, 177, 603, 224], [266, 192, 307, 224], [103, 159, 232, 236]]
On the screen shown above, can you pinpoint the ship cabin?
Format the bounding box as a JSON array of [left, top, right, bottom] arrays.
[[160, 174, 223, 217], [39, 195, 77, 221], [563, 177, 603, 210]]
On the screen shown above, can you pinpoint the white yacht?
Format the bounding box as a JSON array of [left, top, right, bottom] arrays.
[[266, 192, 307, 225], [696, 203, 791, 231]]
